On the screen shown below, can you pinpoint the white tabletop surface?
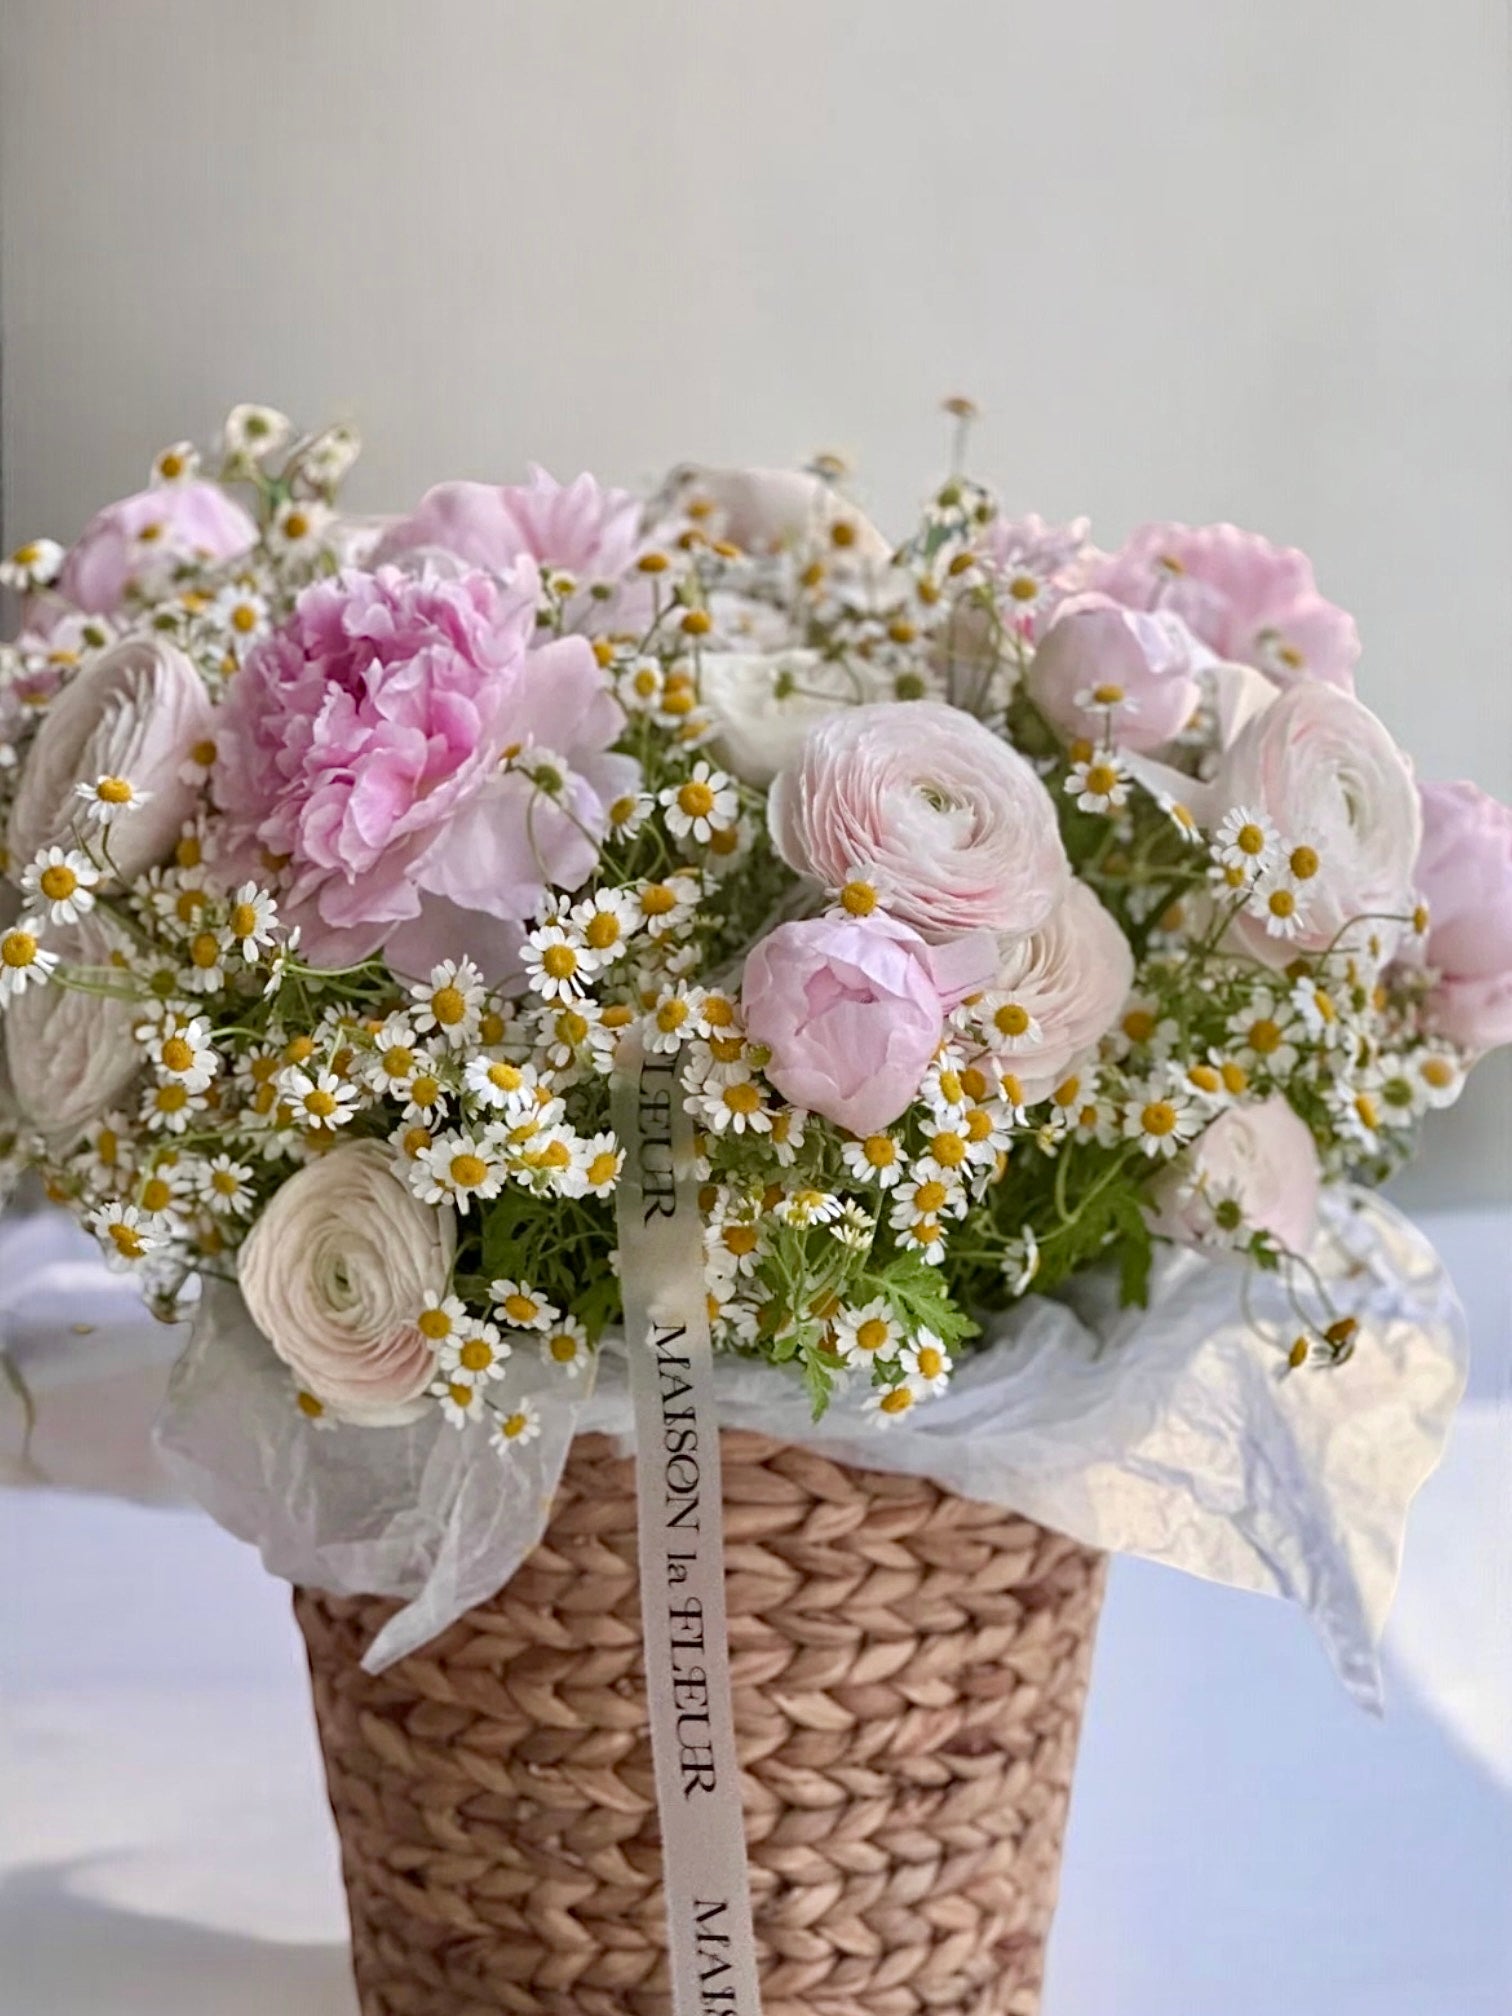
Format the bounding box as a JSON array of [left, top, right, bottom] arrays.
[[2, 1209, 1508, 2016]]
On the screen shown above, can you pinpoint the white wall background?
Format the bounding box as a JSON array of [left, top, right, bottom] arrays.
[[2, 0, 1509, 1202]]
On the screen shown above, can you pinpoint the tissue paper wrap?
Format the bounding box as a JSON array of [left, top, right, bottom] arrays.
[[154, 1187, 1466, 1705]]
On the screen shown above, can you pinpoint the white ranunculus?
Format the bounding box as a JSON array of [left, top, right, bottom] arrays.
[[1, 919, 142, 1147], [693, 467, 892, 562], [699, 649, 885, 785], [1216, 684, 1421, 967], [769, 700, 1070, 942], [981, 882, 1135, 1101], [236, 1141, 456, 1426], [7, 637, 214, 883]]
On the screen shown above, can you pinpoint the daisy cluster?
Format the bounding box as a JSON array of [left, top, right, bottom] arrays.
[[0, 403, 1504, 1456]]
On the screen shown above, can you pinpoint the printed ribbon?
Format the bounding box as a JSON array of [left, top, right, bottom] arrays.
[[611, 1031, 764, 2016]]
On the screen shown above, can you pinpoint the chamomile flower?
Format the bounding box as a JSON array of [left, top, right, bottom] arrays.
[[133, 1158, 195, 1226], [832, 1299, 902, 1368], [293, 1386, 337, 1431], [462, 1051, 537, 1112], [145, 1013, 218, 1090], [1329, 1076, 1388, 1151], [774, 1187, 842, 1228], [1247, 873, 1312, 941], [141, 1077, 209, 1136], [522, 920, 597, 1003], [829, 1200, 876, 1251], [1227, 993, 1301, 1076], [901, 1330, 953, 1395], [414, 1132, 505, 1212], [1290, 974, 1349, 1045], [433, 1377, 486, 1428], [437, 1318, 510, 1385], [980, 994, 1044, 1052], [1156, 792, 1203, 844], [1213, 806, 1281, 878], [634, 871, 701, 938], [1066, 750, 1130, 814], [177, 926, 231, 994], [572, 1131, 624, 1197], [1122, 1078, 1201, 1158], [211, 583, 270, 647], [90, 1200, 162, 1270], [688, 1063, 771, 1135], [571, 887, 638, 962], [863, 1378, 924, 1428], [1002, 1225, 1041, 1295], [198, 1153, 255, 1215], [410, 958, 486, 1046], [282, 1067, 360, 1132], [268, 497, 333, 557], [150, 440, 200, 486], [1404, 1048, 1465, 1111], [74, 774, 154, 827], [645, 981, 705, 1052], [540, 1315, 591, 1376], [21, 846, 99, 926], [767, 1106, 808, 1165], [605, 789, 654, 843], [0, 537, 65, 591], [490, 1278, 559, 1332], [1112, 997, 1180, 1060], [0, 922, 59, 999], [493, 1397, 543, 1452], [223, 403, 292, 460]]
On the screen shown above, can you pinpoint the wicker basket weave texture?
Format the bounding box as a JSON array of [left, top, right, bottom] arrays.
[[295, 1429, 1106, 2016]]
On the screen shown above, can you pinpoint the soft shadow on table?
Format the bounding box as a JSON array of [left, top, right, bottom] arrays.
[[1, 1866, 356, 2016]]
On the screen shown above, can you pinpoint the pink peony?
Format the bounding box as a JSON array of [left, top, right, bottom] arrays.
[[372, 467, 643, 584], [212, 565, 637, 974], [768, 700, 1069, 943], [58, 482, 258, 614], [1026, 592, 1202, 751], [741, 913, 955, 1136], [1412, 780, 1512, 1051], [1091, 522, 1359, 693], [1150, 1097, 1322, 1256]]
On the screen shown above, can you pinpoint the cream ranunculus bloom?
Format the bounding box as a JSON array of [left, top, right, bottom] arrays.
[[236, 1140, 457, 1426], [979, 882, 1135, 1101], [1, 919, 143, 1148], [692, 467, 892, 562], [7, 637, 214, 883], [699, 649, 887, 786]]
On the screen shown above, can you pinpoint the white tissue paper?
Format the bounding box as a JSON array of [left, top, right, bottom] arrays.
[[153, 1186, 1467, 1708]]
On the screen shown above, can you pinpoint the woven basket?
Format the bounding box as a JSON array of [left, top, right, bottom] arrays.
[[295, 1429, 1105, 2016]]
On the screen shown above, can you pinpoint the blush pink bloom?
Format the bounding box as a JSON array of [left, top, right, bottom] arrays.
[[741, 913, 958, 1136], [58, 482, 257, 614], [1216, 684, 1420, 969], [979, 883, 1136, 1103], [1026, 592, 1202, 752], [1151, 1097, 1322, 1256], [372, 467, 643, 584], [1413, 780, 1512, 1051], [212, 565, 637, 975], [768, 701, 1070, 943], [1091, 521, 1359, 693]]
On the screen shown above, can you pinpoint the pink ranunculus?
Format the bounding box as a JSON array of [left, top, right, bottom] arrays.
[[1412, 780, 1512, 1050], [1091, 522, 1359, 693], [1216, 683, 1421, 969], [58, 482, 258, 614], [372, 467, 644, 584], [741, 913, 953, 1137], [212, 565, 637, 975], [768, 700, 1070, 943], [978, 883, 1136, 1102], [1151, 1097, 1322, 1255], [1026, 591, 1203, 752]]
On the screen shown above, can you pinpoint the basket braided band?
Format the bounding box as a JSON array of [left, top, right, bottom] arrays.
[[294, 1429, 1106, 2016]]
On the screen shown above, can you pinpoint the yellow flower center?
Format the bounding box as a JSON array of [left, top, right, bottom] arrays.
[[140, 1177, 174, 1214], [189, 931, 220, 969], [862, 1135, 896, 1168], [96, 775, 134, 805], [1122, 1008, 1156, 1043], [855, 1317, 891, 1354], [160, 1035, 195, 1073], [296, 1390, 325, 1419], [450, 1152, 488, 1189], [109, 1221, 145, 1258], [549, 1331, 581, 1363], [418, 1307, 452, 1340], [211, 1168, 239, 1196], [1249, 1018, 1282, 1055], [1267, 888, 1297, 920], [459, 1338, 495, 1372], [1084, 763, 1119, 797], [584, 912, 621, 950], [915, 1345, 944, 1380], [1052, 1076, 1081, 1108], [721, 1224, 759, 1257], [879, 1385, 914, 1416], [722, 1081, 761, 1116], [1007, 573, 1038, 602], [1141, 1100, 1179, 1137], [501, 1410, 531, 1440], [993, 1002, 1031, 1039], [487, 1060, 524, 1091], [703, 995, 735, 1028], [1236, 822, 1267, 857], [587, 1150, 619, 1187], [931, 1131, 968, 1167], [840, 879, 879, 917], [229, 901, 260, 937], [640, 882, 677, 916], [191, 739, 217, 769], [383, 1046, 415, 1077], [282, 510, 310, 540], [657, 998, 690, 1032], [230, 603, 259, 634], [1289, 845, 1320, 881], [1188, 1064, 1222, 1093], [431, 984, 467, 1025], [39, 863, 78, 902], [155, 1082, 189, 1114], [541, 944, 577, 981], [1090, 682, 1125, 705], [1421, 1058, 1455, 1088], [913, 1178, 949, 1215], [1, 930, 38, 968], [303, 1088, 338, 1119], [503, 1292, 539, 1325], [678, 779, 716, 818]]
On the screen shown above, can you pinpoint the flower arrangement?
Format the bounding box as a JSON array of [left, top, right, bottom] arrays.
[[1, 402, 1507, 1462]]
